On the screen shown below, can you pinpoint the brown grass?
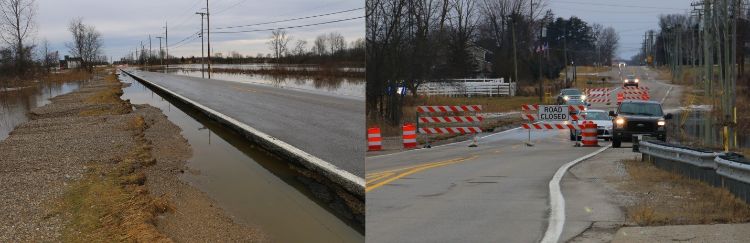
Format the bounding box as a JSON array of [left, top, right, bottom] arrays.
[[622, 159, 750, 226], [79, 72, 131, 116], [58, 113, 170, 242], [42, 70, 93, 83]]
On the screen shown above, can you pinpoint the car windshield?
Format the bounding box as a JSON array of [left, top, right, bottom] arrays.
[[627, 75, 635, 79], [582, 112, 609, 120], [619, 103, 663, 116], [561, 89, 582, 95]]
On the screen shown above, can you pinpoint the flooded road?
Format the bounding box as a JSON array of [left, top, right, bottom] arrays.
[[0, 82, 81, 141], [119, 73, 363, 242], [143, 64, 365, 98]]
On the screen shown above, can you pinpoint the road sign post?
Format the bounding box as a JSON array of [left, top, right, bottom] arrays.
[[521, 104, 586, 146]]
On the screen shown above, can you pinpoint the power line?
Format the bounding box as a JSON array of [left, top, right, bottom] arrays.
[[553, 0, 690, 11], [214, 0, 249, 15], [212, 16, 364, 34], [214, 8, 363, 30], [168, 31, 201, 48]]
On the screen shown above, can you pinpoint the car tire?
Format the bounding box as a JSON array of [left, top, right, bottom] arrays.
[[612, 138, 621, 148]]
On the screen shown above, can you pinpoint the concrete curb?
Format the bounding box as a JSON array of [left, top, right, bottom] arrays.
[[121, 69, 365, 198]]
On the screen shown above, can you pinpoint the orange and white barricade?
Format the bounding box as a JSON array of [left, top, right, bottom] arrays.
[[580, 121, 599, 147], [403, 124, 417, 149], [367, 127, 382, 151], [585, 88, 611, 103], [416, 105, 483, 147]]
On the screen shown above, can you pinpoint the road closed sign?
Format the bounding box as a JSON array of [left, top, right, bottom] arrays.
[[538, 105, 568, 121]]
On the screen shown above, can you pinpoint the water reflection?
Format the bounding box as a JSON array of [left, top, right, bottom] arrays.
[[141, 65, 365, 98], [0, 82, 81, 141], [668, 110, 749, 149]]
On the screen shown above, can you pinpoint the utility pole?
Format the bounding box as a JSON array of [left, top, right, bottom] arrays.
[[511, 18, 518, 86], [165, 21, 169, 68], [156, 36, 163, 66], [206, 0, 212, 79], [563, 25, 568, 85], [196, 11, 207, 78], [149, 34, 152, 66]]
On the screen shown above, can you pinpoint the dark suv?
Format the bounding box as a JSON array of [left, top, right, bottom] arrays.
[[609, 100, 673, 148]]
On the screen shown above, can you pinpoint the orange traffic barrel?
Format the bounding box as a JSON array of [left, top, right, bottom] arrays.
[[368, 127, 382, 151], [403, 123, 417, 149], [581, 121, 599, 147]]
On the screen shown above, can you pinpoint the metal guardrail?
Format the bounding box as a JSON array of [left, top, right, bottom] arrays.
[[639, 140, 750, 203], [716, 155, 750, 184], [640, 141, 721, 169]]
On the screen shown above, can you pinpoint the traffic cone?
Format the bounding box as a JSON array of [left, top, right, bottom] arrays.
[[469, 133, 478, 147]]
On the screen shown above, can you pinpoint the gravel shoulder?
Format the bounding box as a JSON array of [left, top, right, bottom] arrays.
[[0, 70, 265, 241]]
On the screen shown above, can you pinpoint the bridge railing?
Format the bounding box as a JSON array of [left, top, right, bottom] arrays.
[[639, 140, 750, 203]]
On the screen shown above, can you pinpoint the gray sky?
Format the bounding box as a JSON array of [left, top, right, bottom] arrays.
[[548, 0, 692, 59], [36, 0, 364, 60]]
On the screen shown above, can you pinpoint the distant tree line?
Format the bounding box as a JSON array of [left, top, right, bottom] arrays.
[[153, 31, 365, 66], [0, 0, 103, 83], [367, 0, 619, 124]]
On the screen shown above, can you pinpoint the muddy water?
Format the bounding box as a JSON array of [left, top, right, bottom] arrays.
[[118, 73, 363, 242], [0, 82, 81, 141], [144, 65, 365, 98], [668, 110, 749, 149]]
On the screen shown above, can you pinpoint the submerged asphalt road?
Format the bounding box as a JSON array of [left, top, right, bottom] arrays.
[[366, 66, 675, 242], [125, 70, 365, 177]]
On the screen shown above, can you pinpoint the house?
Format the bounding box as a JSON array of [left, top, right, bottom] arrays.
[[469, 45, 493, 77], [60, 55, 82, 69]]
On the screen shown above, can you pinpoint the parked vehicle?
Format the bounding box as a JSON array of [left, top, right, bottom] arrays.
[[569, 110, 613, 141], [609, 100, 673, 148]]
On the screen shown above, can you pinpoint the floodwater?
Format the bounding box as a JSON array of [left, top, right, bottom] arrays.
[[668, 110, 749, 149], [0, 82, 81, 141], [142, 64, 365, 98], [118, 73, 363, 242]]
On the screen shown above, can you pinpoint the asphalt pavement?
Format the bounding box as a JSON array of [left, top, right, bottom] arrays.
[[366, 66, 677, 242], [125, 70, 365, 177]]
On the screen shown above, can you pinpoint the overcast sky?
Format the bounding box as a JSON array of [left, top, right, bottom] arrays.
[[548, 0, 692, 59], [36, 0, 364, 60]]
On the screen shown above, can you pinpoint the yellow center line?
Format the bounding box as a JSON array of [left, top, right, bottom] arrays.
[[365, 157, 470, 178], [365, 155, 478, 192], [366, 172, 394, 184]]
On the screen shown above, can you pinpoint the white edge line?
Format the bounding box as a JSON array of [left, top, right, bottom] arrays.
[[540, 144, 611, 243], [121, 70, 365, 195]]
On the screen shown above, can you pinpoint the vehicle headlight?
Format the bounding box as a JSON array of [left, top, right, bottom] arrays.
[[624, 79, 628, 83], [657, 120, 666, 126], [563, 96, 569, 101], [581, 95, 587, 100], [635, 79, 640, 83], [615, 118, 626, 127]]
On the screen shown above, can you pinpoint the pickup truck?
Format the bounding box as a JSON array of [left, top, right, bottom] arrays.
[[609, 100, 673, 148]]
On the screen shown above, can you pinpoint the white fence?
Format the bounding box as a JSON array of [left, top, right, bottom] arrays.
[[417, 79, 517, 97]]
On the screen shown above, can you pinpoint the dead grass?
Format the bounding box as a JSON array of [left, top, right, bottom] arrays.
[[58, 114, 170, 242], [622, 159, 750, 226], [42, 70, 92, 83], [79, 72, 131, 116]]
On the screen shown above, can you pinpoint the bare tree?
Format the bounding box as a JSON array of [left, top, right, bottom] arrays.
[[327, 32, 346, 55], [293, 39, 307, 56], [0, 0, 36, 76], [313, 34, 327, 56], [267, 30, 290, 59], [596, 27, 619, 66], [66, 18, 102, 72], [40, 38, 57, 72]]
